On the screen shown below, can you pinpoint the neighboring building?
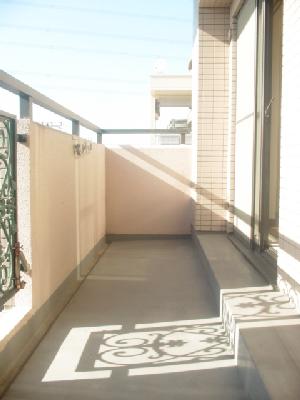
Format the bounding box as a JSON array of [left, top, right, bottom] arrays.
[[150, 74, 192, 144], [192, 0, 300, 305]]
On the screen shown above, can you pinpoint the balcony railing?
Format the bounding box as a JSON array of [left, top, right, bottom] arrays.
[[101, 129, 190, 145], [0, 70, 191, 145], [0, 70, 100, 138]]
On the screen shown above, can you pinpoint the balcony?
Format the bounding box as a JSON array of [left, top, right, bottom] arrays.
[[1, 71, 300, 400]]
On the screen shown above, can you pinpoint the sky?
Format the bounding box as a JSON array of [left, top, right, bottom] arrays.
[[0, 0, 193, 135]]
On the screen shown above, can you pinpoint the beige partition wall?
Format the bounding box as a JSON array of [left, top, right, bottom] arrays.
[[30, 124, 106, 308], [106, 146, 192, 235], [76, 137, 106, 276], [30, 124, 77, 307]]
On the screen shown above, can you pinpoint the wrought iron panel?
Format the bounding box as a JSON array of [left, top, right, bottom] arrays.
[[0, 116, 18, 303]]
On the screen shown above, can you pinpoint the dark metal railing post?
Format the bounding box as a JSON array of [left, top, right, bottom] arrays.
[[20, 93, 32, 119], [97, 130, 102, 144], [72, 120, 80, 136]]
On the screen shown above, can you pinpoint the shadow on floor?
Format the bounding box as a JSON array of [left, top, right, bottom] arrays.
[[2, 239, 247, 400]]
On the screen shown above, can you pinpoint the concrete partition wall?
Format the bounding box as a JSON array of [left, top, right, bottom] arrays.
[[30, 124, 77, 307], [106, 146, 193, 235], [30, 123, 106, 308]]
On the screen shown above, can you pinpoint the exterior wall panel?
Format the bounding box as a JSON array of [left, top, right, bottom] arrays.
[[277, 0, 300, 308]]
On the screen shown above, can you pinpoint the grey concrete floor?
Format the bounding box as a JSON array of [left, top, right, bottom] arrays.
[[3, 239, 248, 399]]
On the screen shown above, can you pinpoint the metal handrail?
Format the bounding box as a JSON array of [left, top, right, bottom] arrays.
[[101, 129, 188, 134], [101, 129, 190, 144], [0, 70, 101, 137]]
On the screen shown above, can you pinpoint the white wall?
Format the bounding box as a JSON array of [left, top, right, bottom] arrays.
[[277, 0, 300, 307]]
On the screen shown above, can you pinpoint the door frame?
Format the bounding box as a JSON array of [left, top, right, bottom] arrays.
[[251, 0, 282, 257]]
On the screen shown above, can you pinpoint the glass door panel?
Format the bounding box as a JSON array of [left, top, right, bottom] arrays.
[[252, 0, 282, 253]]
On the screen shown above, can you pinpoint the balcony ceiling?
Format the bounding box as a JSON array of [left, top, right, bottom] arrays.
[[199, 0, 232, 6]]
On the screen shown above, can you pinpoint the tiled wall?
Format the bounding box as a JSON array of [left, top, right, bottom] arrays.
[[193, 7, 230, 231], [277, 0, 300, 308], [194, 0, 300, 309]]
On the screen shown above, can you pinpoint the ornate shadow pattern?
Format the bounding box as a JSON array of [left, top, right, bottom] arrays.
[[42, 320, 235, 382], [94, 323, 231, 370], [221, 288, 298, 349]]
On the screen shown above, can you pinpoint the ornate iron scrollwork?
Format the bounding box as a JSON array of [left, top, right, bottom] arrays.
[[0, 116, 18, 303]]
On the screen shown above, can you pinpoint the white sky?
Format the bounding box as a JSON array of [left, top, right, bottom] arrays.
[[0, 0, 193, 141]]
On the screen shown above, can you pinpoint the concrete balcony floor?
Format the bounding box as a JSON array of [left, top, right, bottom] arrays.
[[3, 239, 247, 400]]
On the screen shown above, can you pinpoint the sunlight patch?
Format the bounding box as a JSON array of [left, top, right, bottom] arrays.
[[42, 319, 233, 382]]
